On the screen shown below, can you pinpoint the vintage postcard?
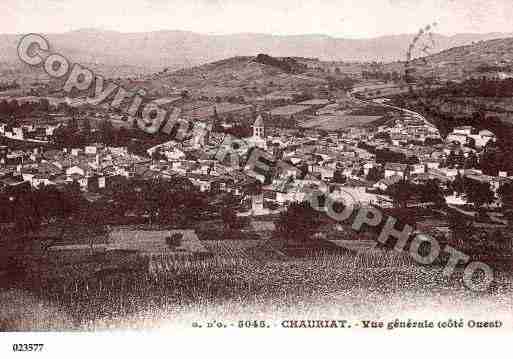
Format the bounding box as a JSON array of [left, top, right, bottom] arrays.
[[1, 0, 512, 356]]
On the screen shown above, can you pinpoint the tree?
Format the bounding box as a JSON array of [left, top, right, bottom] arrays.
[[244, 179, 263, 197], [38, 98, 50, 113], [99, 119, 114, 145], [464, 151, 479, 169], [332, 169, 346, 183], [498, 181, 513, 226], [13, 196, 41, 234], [151, 148, 166, 161], [419, 179, 446, 208], [387, 180, 416, 208], [448, 210, 472, 244], [68, 116, 79, 133], [138, 179, 167, 225], [82, 117, 92, 141], [34, 185, 68, 222], [52, 125, 69, 148], [275, 201, 322, 243], [166, 233, 183, 248], [0, 99, 9, 118], [391, 71, 400, 82], [452, 172, 465, 195], [463, 178, 495, 213], [212, 106, 222, 132], [8, 99, 20, 117], [181, 90, 190, 99], [366, 166, 384, 182], [479, 142, 503, 176], [446, 150, 457, 168], [221, 207, 238, 229], [498, 182, 513, 209], [111, 177, 139, 217], [455, 150, 465, 168]]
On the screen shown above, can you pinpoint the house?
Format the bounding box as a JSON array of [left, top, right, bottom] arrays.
[[426, 169, 452, 184], [251, 192, 265, 214], [410, 163, 425, 175], [452, 126, 474, 136], [70, 148, 82, 156], [66, 163, 94, 177], [0, 176, 28, 190], [468, 130, 496, 148], [275, 186, 308, 204], [38, 162, 62, 176], [424, 160, 441, 170], [446, 133, 468, 145], [384, 162, 409, 179], [31, 174, 52, 188], [66, 165, 86, 177], [188, 173, 215, 192], [5, 151, 25, 166], [21, 167, 38, 182], [438, 168, 459, 179], [390, 134, 408, 146], [68, 173, 88, 190], [465, 173, 501, 194], [0, 168, 13, 179], [363, 162, 379, 176], [88, 175, 106, 192], [373, 175, 402, 191], [310, 165, 335, 181], [85, 146, 98, 155]]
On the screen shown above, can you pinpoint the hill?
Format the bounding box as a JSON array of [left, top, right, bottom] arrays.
[[2, 29, 513, 81], [117, 55, 331, 99], [404, 37, 513, 82]]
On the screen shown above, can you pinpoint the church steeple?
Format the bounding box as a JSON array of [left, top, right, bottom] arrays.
[[212, 106, 220, 132], [253, 115, 265, 139]]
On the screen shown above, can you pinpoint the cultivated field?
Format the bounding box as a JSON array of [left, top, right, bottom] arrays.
[[2, 240, 513, 331], [300, 111, 383, 131]]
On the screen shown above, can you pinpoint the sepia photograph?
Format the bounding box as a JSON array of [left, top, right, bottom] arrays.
[[1, 0, 513, 356]]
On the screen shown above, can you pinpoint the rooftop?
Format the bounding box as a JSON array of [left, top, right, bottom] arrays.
[[384, 162, 408, 171]]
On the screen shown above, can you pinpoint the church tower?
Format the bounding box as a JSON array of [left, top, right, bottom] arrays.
[[252, 115, 265, 139], [211, 106, 220, 132]]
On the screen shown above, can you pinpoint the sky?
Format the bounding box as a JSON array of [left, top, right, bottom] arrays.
[[3, 0, 513, 38]]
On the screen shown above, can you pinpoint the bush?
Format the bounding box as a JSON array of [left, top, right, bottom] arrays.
[[166, 233, 183, 248]]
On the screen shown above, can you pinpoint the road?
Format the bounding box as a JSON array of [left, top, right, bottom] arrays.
[[347, 90, 435, 128]]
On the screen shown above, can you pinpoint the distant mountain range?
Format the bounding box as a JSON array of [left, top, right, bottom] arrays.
[[1, 29, 513, 77]]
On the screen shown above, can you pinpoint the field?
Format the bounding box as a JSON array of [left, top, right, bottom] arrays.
[[299, 111, 383, 131], [2, 239, 513, 331]]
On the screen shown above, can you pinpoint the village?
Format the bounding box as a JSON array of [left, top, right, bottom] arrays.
[[2, 53, 513, 331], [0, 88, 509, 214]]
